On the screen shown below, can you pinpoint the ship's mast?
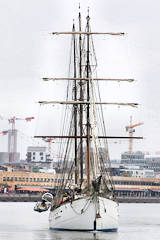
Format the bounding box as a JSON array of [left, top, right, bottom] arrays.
[[79, 9, 84, 185], [73, 23, 78, 184], [86, 12, 91, 189]]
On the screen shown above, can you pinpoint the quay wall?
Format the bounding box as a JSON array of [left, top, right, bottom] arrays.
[[0, 194, 41, 202], [1, 194, 160, 203]]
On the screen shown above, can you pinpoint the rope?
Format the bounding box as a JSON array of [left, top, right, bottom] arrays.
[[70, 197, 92, 215]]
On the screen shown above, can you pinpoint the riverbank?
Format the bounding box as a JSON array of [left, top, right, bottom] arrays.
[[1, 194, 160, 203]]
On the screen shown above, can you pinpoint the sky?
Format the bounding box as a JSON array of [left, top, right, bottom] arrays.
[[0, 0, 160, 159]]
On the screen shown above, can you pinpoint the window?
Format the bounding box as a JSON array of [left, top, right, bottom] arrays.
[[33, 178, 36, 182], [19, 177, 21, 181], [7, 177, 9, 181], [3, 177, 6, 181], [30, 178, 32, 182], [33, 157, 35, 160], [41, 178, 43, 182], [11, 177, 13, 182], [37, 178, 39, 182], [26, 178, 28, 182], [41, 157, 43, 160], [15, 177, 17, 181], [33, 152, 35, 155], [40, 152, 43, 156]]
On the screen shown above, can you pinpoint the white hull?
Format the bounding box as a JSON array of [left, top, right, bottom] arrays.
[[49, 196, 118, 231]]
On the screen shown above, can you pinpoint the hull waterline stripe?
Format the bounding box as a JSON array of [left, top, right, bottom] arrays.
[[50, 227, 118, 232]]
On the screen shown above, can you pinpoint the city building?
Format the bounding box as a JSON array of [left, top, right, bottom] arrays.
[[120, 151, 160, 173], [26, 146, 51, 163], [0, 153, 9, 164], [121, 151, 145, 165], [81, 147, 109, 172], [0, 129, 20, 163], [8, 129, 17, 154], [119, 168, 154, 178]]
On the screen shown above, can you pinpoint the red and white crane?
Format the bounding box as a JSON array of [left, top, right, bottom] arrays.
[[0, 116, 34, 162], [0, 130, 8, 135]]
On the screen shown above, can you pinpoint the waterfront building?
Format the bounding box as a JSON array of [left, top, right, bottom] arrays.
[[1, 169, 160, 198], [0, 171, 73, 191]]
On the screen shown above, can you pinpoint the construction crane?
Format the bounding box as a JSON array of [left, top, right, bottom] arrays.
[[0, 130, 8, 135], [126, 116, 144, 153], [0, 116, 34, 162]]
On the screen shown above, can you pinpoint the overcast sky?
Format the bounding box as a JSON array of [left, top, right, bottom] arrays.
[[0, 0, 160, 159]]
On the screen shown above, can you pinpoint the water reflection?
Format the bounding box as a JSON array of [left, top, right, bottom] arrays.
[[46, 230, 119, 240]]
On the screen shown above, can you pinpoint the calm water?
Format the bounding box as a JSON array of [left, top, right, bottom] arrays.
[[0, 202, 160, 240]]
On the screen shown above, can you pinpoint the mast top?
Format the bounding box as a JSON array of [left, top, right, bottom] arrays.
[[87, 7, 90, 18]]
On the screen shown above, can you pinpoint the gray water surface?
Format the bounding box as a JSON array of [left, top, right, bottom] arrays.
[[0, 202, 160, 240]]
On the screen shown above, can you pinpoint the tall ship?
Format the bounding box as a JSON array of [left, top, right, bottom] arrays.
[[34, 9, 139, 231]]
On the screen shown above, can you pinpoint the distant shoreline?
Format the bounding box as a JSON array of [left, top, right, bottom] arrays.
[[0, 194, 160, 203]]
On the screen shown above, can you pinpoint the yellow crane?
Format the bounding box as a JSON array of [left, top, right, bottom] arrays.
[[126, 116, 144, 153]]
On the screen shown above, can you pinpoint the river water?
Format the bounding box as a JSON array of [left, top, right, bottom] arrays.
[[0, 202, 160, 240]]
